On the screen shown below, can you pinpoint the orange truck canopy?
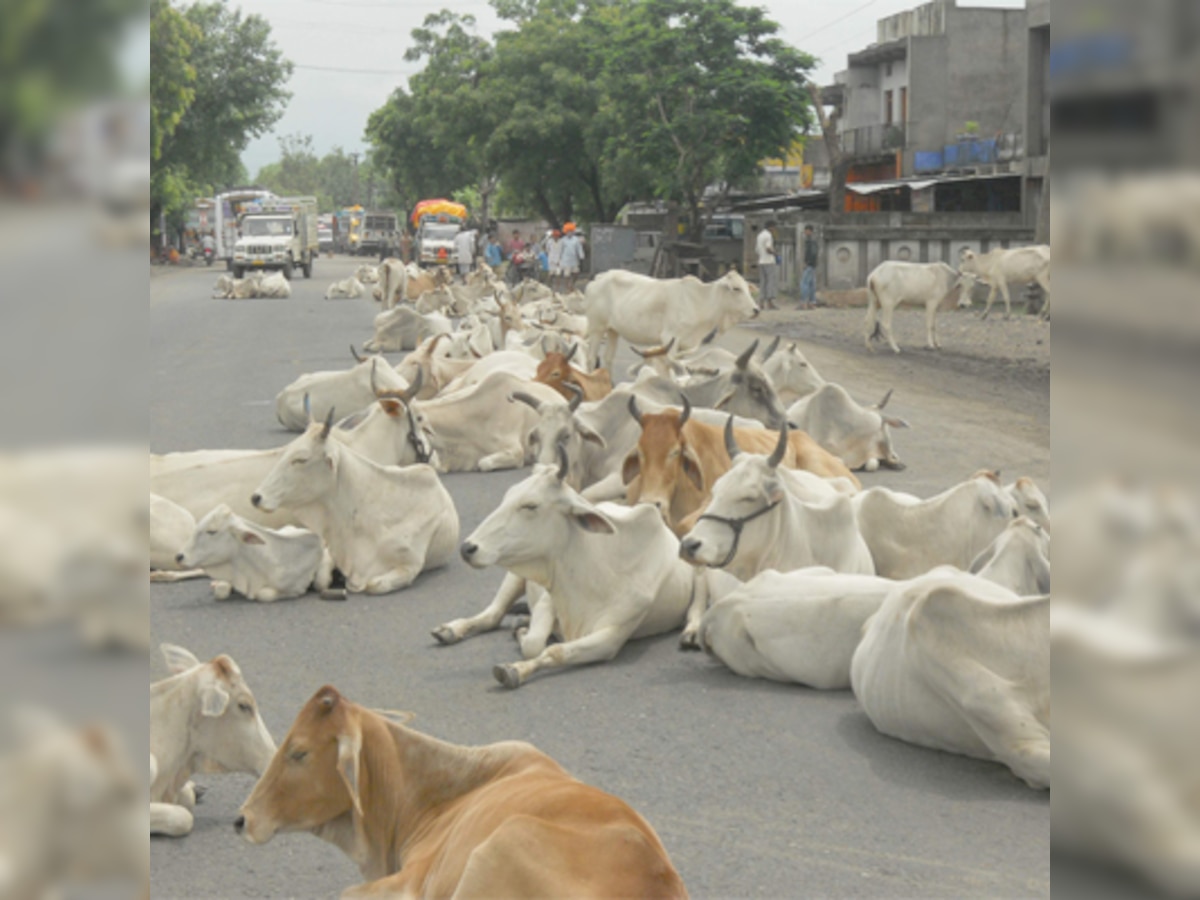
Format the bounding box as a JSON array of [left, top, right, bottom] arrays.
[[411, 199, 467, 226]]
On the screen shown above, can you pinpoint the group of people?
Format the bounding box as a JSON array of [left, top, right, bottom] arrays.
[[754, 220, 820, 310], [479, 224, 586, 290]]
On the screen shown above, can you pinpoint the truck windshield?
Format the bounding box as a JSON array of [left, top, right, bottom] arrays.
[[424, 225, 459, 241], [244, 218, 292, 237]]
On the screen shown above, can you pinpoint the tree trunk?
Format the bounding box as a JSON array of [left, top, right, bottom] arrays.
[[1034, 143, 1050, 245], [806, 83, 846, 221]]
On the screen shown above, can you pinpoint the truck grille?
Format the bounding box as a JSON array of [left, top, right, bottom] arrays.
[[246, 245, 273, 256]]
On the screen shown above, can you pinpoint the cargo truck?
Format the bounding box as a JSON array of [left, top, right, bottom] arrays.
[[231, 195, 319, 280]]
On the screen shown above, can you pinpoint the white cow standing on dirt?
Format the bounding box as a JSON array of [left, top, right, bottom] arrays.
[[150, 644, 277, 836], [864, 261, 969, 354], [958, 245, 1051, 320]]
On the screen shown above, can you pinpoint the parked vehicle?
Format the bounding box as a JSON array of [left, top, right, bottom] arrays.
[[335, 206, 364, 255], [361, 211, 398, 257], [412, 199, 466, 269], [231, 196, 319, 280], [213, 188, 275, 270], [317, 214, 335, 255]]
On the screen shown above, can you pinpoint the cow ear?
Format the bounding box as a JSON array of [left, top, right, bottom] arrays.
[[200, 680, 230, 718], [161, 643, 200, 674], [239, 530, 266, 546], [577, 423, 606, 447], [621, 452, 640, 486], [337, 731, 364, 818], [681, 448, 705, 492], [379, 398, 403, 418], [883, 416, 909, 429], [565, 495, 616, 534]]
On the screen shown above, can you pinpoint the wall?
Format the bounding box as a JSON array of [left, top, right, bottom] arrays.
[[840, 64, 883, 130], [879, 57, 910, 124], [943, 6, 1027, 147], [906, 34, 949, 153], [876, 0, 949, 42]]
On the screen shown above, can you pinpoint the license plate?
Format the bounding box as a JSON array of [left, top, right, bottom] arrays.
[[252, 260, 265, 266]]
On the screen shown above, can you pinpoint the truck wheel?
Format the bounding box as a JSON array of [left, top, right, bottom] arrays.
[[283, 258, 294, 280], [232, 266, 244, 279], [303, 256, 313, 279], [226, 259, 233, 272]]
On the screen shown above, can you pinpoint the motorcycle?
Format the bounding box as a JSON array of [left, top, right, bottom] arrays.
[[203, 245, 215, 266]]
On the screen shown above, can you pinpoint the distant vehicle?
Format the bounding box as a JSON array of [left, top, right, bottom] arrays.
[[360, 211, 398, 257], [335, 206, 364, 255], [231, 196, 319, 280], [214, 189, 275, 269], [317, 215, 334, 255], [412, 199, 466, 268]]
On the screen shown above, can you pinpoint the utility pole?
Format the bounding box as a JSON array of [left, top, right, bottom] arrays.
[[350, 152, 360, 205]]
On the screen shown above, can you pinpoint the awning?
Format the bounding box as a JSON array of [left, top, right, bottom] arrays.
[[846, 179, 937, 195]]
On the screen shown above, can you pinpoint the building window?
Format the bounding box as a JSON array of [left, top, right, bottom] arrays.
[[884, 90, 894, 125]]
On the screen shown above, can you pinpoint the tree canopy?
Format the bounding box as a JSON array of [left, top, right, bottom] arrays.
[[365, 0, 813, 236]]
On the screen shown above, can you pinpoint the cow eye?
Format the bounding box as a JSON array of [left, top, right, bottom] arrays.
[[238, 702, 253, 714], [289, 749, 307, 762], [291, 457, 307, 465], [520, 503, 538, 512], [205, 530, 218, 536]]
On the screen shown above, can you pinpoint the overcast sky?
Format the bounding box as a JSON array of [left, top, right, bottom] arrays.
[[238, 0, 1024, 178]]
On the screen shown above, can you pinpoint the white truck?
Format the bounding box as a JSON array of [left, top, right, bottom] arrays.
[[214, 189, 275, 269], [231, 196, 319, 280]]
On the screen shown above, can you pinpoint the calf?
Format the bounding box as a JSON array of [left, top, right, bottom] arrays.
[[447, 452, 713, 687], [354, 264, 379, 284], [865, 260, 968, 354], [787, 384, 908, 471], [969, 516, 1050, 596], [324, 277, 365, 300], [236, 687, 687, 898], [958, 245, 1051, 320], [852, 470, 1021, 579], [151, 644, 276, 836], [177, 504, 335, 602], [150, 492, 200, 578], [850, 573, 1050, 789], [251, 409, 459, 593], [534, 346, 613, 401]]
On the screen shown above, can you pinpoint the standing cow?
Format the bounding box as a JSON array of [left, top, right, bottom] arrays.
[[958, 245, 1051, 320], [864, 260, 969, 354]]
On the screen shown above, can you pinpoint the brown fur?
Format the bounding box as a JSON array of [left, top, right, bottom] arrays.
[[534, 352, 613, 402], [240, 687, 687, 899]]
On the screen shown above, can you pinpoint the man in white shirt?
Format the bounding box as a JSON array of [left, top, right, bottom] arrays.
[[755, 220, 778, 310], [453, 229, 476, 280], [558, 223, 585, 291]]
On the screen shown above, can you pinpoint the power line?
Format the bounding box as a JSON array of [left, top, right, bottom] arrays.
[[796, 0, 881, 44], [293, 62, 416, 75]]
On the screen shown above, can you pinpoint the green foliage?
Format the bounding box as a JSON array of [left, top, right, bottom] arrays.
[[253, 134, 388, 213], [150, 0, 199, 162]]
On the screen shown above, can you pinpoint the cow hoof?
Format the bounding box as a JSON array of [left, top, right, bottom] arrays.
[[319, 588, 347, 601], [431, 625, 461, 646], [193, 784, 208, 803], [679, 632, 701, 651], [493, 664, 522, 689], [512, 625, 529, 643]]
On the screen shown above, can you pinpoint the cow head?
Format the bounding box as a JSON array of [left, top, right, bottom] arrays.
[[711, 340, 788, 429], [534, 347, 584, 401], [513, 384, 603, 490], [622, 396, 704, 529], [177, 504, 264, 570], [1008, 476, 1050, 531], [679, 419, 789, 569], [236, 686, 363, 845], [252, 408, 339, 513], [762, 341, 825, 402], [970, 516, 1051, 595], [160, 644, 276, 779], [460, 452, 615, 571], [394, 334, 449, 398], [715, 270, 760, 320]]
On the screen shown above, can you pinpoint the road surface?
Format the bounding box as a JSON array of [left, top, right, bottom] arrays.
[[150, 256, 1049, 899]]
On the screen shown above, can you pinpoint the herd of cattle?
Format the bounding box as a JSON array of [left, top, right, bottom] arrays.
[[148, 255, 1053, 897]]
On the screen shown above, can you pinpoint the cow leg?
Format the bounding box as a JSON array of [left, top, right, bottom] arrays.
[[252, 587, 280, 602], [863, 297, 878, 352], [315, 548, 336, 593], [980, 283, 998, 320], [881, 302, 901, 354], [150, 802, 194, 837], [1035, 271, 1051, 320], [478, 447, 525, 471], [211, 580, 232, 600], [515, 586, 555, 659], [679, 571, 710, 650], [925, 299, 941, 350], [1000, 280, 1013, 319], [494, 625, 632, 689], [363, 564, 421, 594], [603, 329, 620, 374], [433, 572, 527, 644], [149, 569, 205, 583]]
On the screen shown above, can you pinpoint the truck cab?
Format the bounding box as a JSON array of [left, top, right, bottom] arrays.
[[232, 196, 319, 280], [416, 220, 461, 268]]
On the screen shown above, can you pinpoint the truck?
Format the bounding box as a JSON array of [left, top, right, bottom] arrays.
[[360, 211, 398, 257], [411, 199, 467, 268], [213, 188, 275, 269], [335, 206, 364, 255], [231, 195, 319, 280]]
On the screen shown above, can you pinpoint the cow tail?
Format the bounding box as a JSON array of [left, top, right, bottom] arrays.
[[865, 277, 881, 340]]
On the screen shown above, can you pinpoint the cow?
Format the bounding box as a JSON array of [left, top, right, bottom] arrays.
[[623, 402, 860, 535], [404, 263, 448, 300], [275, 350, 409, 432], [177, 504, 336, 602], [354, 264, 379, 284], [361, 305, 452, 353], [636, 335, 826, 404], [376, 258, 408, 310], [864, 260, 969, 354], [534, 347, 613, 402], [698, 569, 897, 688], [958, 245, 1051, 320], [150, 492, 202, 579], [969, 516, 1051, 596], [510, 383, 601, 490], [787, 384, 908, 471], [235, 686, 688, 898], [1008, 475, 1051, 531], [585, 269, 759, 372], [447, 451, 716, 686], [324, 277, 365, 300], [852, 470, 1022, 579], [251, 409, 459, 593], [151, 644, 276, 836], [678, 422, 873, 582], [849, 572, 1050, 789]]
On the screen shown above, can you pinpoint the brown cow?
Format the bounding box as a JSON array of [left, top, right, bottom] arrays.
[[534, 346, 613, 402], [623, 398, 860, 535], [236, 686, 688, 899]]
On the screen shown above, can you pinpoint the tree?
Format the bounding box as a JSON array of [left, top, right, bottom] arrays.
[[150, 0, 200, 163], [806, 82, 848, 221]]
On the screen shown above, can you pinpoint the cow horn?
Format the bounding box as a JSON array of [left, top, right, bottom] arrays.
[[678, 393, 691, 427], [541, 335, 549, 355], [762, 335, 781, 362], [303, 392, 312, 420], [701, 327, 719, 346], [401, 366, 423, 403], [564, 343, 578, 364], [767, 420, 788, 469], [723, 416, 741, 459], [509, 391, 542, 412], [351, 345, 366, 363], [627, 394, 643, 427], [876, 388, 894, 410], [735, 339, 759, 370], [555, 442, 569, 482], [320, 405, 336, 440], [564, 381, 584, 412], [630, 344, 648, 358]]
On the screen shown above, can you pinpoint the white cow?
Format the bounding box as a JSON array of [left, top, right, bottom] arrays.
[[585, 269, 760, 372], [355, 264, 380, 284], [275, 351, 409, 431], [178, 504, 335, 602], [958, 245, 1051, 320], [852, 471, 1022, 579], [850, 573, 1050, 789], [864, 260, 968, 354], [450, 454, 717, 688], [1008, 475, 1051, 531], [787, 384, 908, 471], [324, 276, 365, 300], [969, 516, 1050, 596], [362, 306, 453, 352], [698, 569, 897, 688], [679, 422, 873, 582], [251, 411, 459, 593], [150, 492, 201, 578], [376, 258, 408, 310], [150, 644, 277, 836]]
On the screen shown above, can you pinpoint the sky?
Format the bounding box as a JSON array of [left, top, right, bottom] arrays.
[[237, 0, 1025, 178]]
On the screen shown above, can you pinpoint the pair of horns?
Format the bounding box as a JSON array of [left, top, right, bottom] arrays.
[[303, 393, 337, 439], [627, 393, 690, 428], [733, 335, 781, 370], [724, 415, 788, 468], [371, 363, 423, 404], [512, 380, 583, 415]]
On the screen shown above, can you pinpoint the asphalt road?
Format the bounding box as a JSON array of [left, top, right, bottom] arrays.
[[150, 257, 1049, 899]]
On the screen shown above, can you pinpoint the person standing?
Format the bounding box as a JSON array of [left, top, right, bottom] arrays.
[[453, 228, 476, 281], [546, 228, 564, 291], [756, 220, 778, 310], [484, 233, 504, 270], [558, 222, 584, 292], [800, 224, 818, 309], [399, 230, 413, 265]]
